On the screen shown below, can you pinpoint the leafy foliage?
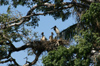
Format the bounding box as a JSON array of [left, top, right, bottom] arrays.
[[0, 45, 8, 58], [0, 13, 21, 42], [0, 9, 40, 65], [0, 0, 33, 7], [43, 29, 93, 66], [81, 3, 100, 32], [50, 10, 71, 21]]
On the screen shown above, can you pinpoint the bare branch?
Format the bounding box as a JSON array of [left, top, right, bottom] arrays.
[[62, 2, 89, 8], [15, 44, 31, 51], [27, 2, 89, 15], [0, 57, 20, 66], [80, 0, 94, 4], [0, 58, 11, 63], [0, 44, 31, 60], [11, 57, 20, 66], [3, 34, 16, 49], [26, 3, 54, 16], [31, 51, 42, 65], [23, 51, 42, 66]]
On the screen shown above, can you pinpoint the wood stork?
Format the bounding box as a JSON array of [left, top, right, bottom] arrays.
[[49, 32, 54, 42], [51, 26, 60, 39], [41, 32, 47, 41]]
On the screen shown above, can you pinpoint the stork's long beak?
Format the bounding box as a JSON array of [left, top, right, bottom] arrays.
[[51, 27, 54, 29]]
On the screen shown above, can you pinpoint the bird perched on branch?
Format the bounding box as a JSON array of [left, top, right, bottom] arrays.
[[49, 32, 54, 42], [51, 26, 60, 39], [41, 32, 47, 41]]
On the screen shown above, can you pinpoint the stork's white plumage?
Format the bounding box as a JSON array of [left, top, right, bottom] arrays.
[[41, 32, 47, 41], [51, 26, 60, 39], [52, 26, 60, 34], [49, 32, 54, 42]]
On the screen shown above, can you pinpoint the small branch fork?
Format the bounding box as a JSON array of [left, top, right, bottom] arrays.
[[0, 57, 19, 66], [0, 41, 31, 66]]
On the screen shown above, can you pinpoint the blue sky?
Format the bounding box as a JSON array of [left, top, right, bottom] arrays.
[[0, 4, 76, 66]]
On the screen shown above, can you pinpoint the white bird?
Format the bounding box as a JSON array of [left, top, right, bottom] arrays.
[[41, 32, 47, 41], [49, 32, 54, 42], [51, 26, 60, 39]]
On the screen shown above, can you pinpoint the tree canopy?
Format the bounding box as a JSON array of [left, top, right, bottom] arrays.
[[0, 0, 100, 66]]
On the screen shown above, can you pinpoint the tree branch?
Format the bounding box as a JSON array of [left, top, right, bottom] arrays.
[[1, 39, 68, 65], [3, 34, 16, 49], [27, 2, 89, 15], [80, 0, 93, 4], [31, 51, 42, 65], [0, 1, 89, 30], [0, 57, 20, 66], [0, 58, 11, 63], [0, 43, 31, 60], [23, 51, 42, 66], [11, 57, 20, 66]]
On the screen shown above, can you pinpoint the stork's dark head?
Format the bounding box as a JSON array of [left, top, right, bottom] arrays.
[[51, 32, 54, 35], [51, 26, 57, 29], [41, 32, 44, 36]]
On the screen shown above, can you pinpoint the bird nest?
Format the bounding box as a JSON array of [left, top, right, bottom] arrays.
[[28, 39, 69, 52], [24, 39, 69, 65]]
